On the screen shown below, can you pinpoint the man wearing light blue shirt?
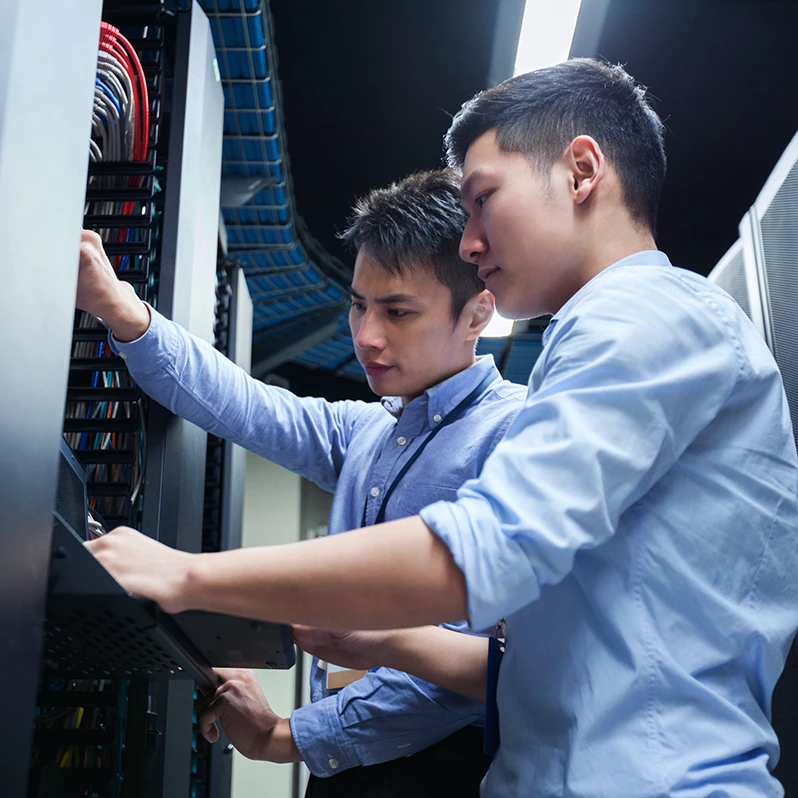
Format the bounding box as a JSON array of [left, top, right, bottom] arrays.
[[76, 170, 525, 796], [88, 59, 798, 797]]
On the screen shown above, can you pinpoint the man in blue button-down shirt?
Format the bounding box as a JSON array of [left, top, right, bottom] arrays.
[[77, 170, 526, 795], [89, 60, 798, 797]]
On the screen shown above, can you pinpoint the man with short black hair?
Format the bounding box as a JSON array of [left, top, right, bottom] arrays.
[[89, 60, 798, 797], [76, 169, 525, 797]]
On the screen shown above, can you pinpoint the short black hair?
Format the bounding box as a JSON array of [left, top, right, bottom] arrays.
[[339, 169, 483, 321], [445, 58, 666, 234]]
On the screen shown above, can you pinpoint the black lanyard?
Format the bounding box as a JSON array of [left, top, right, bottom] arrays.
[[362, 372, 495, 527]]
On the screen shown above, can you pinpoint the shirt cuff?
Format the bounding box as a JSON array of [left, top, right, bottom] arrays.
[[420, 497, 540, 632], [108, 303, 173, 374], [290, 698, 359, 778]]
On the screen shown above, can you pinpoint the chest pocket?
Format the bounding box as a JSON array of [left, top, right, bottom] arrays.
[[393, 481, 460, 516]]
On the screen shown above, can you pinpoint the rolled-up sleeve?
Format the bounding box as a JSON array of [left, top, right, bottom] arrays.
[[421, 272, 742, 631], [110, 305, 368, 491]]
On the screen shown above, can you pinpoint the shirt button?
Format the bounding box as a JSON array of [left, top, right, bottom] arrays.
[[397, 436, 407, 446], [370, 487, 381, 498], [328, 757, 339, 770], [119, 352, 128, 360], [433, 414, 442, 424]]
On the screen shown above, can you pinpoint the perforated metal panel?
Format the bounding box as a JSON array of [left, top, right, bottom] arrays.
[[709, 239, 752, 321], [755, 131, 798, 451], [44, 597, 211, 684]]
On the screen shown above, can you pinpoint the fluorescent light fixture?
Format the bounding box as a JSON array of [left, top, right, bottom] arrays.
[[482, 312, 515, 338], [514, 0, 582, 76]]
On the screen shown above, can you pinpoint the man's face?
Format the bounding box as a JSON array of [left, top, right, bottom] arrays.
[[349, 252, 482, 403], [459, 130, 584, 319]]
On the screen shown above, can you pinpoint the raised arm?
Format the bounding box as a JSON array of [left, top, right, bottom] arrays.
[[76, 230, 366, 489]]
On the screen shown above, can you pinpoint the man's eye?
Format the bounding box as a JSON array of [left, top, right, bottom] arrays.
[[474, 194, 488, 208], [350, 301, 365, 311], [388, 309, 409, 318]]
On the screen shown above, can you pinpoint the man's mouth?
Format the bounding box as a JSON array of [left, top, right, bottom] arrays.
[[478, 266, 500, 284], [363, 363, 394, 377]]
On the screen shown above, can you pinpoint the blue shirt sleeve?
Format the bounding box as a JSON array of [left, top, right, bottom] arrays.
[[110, 305, 370, 492], [290, 621, 486, 777], [421, 268, 742, 631]]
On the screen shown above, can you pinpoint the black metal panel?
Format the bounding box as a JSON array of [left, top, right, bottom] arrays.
[[141, 1, 222, 554], [221, 268, 253, 552], [137, 7, 224, 796]]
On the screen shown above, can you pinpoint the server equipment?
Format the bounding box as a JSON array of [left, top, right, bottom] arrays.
[[0, 3, 294, 797]]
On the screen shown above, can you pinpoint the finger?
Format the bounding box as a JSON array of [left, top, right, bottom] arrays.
[[199, 700, 222, 743]]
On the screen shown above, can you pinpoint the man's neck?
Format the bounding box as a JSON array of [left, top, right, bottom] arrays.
[[399, 352, 478, 407], [555, 218, 657, 313]]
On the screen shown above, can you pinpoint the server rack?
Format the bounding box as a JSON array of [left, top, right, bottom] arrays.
[[0, 1, 247, 796]]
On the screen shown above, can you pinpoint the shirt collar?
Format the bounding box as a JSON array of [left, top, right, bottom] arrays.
[[380, 355, 500, 430], [542, 250, 672, 347]]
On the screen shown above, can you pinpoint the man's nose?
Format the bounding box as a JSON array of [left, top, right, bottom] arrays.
[[460, 217, 488, 264], [355, 313, 385, 350]]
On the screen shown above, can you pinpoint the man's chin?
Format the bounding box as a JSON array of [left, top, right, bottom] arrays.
[[365, 374, 394, 397]]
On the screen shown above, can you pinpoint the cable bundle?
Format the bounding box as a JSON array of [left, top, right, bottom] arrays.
[[93, 22, 149, 164]]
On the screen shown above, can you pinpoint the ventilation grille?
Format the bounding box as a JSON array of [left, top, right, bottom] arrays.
[[712, 241, 752, 321], [44, 600, 199, 682], [758, 155, 798, 451]]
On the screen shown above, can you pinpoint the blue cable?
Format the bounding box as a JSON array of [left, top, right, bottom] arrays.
[[96, 78, 121, 114]]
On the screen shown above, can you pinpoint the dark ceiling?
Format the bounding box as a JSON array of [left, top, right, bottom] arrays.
[[265, 0, 798, 396], [269, 0, 522, 268], [578, 0, 798, 276]]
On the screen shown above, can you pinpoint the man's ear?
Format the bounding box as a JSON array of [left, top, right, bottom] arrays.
[[564, 135, 606, 205], [464, 289, 496, 342]]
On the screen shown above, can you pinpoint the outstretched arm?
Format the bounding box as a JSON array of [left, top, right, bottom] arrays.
[[86, 516, 467, 628], [76, 230, 364, 490]]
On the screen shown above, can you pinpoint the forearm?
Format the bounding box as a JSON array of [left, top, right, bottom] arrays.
[[374, 627, 489, 701], [184, 517, 468, 629], [265, 718, 303, 763]]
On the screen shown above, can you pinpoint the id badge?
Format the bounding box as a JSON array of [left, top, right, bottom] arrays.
[[324, 661, 369, 692], [483, 632, 505, 756]]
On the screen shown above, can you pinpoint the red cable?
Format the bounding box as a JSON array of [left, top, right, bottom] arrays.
[[99, 22, 149, 161]]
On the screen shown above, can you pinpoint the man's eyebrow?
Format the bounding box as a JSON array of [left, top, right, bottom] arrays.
[[348, 287, 416, 304], [375, 293, 415, 304], [460, 169, 486, 204]]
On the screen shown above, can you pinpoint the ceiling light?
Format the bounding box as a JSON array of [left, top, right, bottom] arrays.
[[514, 0, 582, 76], [482, 313, 515, 338]]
